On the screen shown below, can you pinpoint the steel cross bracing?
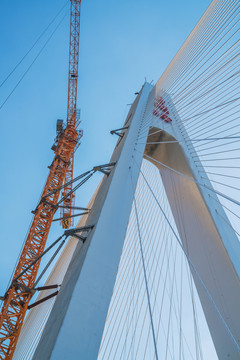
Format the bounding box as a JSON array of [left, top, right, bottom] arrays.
[[0, 1, 82, 359], [61, 0, 82, 229]]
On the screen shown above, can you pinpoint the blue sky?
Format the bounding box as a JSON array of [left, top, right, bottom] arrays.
[[0, 0, 212, 295]]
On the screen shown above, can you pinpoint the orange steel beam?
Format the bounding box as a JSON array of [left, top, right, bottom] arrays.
[[0, 1, 82, 358], [61, 1, 82, 229]]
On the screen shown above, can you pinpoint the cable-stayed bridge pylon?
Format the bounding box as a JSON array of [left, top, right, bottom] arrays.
[[12, 0, 240, 358]]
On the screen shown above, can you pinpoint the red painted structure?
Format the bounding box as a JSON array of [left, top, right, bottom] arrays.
[[153, 96, 172, 123]]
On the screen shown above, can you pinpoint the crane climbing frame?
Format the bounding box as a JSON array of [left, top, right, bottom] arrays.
[[0, 1, 82, 359]]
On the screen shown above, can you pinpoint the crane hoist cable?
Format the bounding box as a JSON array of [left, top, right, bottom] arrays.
[[0, 1, 82, 359], [0, 0, 68, 89], [0, 9, 69, 112]]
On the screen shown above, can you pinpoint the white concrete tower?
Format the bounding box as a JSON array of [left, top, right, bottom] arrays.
[[30, 82, 240, 360]]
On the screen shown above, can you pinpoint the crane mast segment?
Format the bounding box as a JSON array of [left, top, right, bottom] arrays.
[[61, 0, 82, 229], [0, 1, 82, 358], [67, 1, 81, 125]]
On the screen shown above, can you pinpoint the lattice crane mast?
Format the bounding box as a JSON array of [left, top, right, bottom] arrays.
[[60, 0, 82, 229], [0, 1, 82, 359]]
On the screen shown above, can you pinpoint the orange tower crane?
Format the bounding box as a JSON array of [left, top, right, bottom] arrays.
[[60, 0, 82, 229], [0, 1, 82, 359]]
